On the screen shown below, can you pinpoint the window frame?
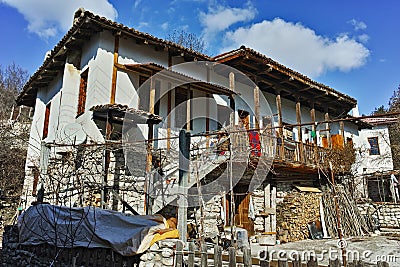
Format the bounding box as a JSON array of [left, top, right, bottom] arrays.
[[368, 136, 380, 155], [77, 68, 89, 117]]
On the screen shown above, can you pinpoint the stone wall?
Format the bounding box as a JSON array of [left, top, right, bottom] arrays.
[[0, 225, 178, 267], [357, 202, 400, 228]]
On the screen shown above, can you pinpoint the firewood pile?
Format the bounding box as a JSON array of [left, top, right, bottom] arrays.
[[276, 192, 322, 243], [322, 185, 371, 238]]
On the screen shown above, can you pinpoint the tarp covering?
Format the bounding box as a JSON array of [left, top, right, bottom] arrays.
[[18, 204, 167, 256]]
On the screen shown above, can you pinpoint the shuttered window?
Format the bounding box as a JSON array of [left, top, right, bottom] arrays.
[[77, 69, 88, 116], [42, 102, 51, 139]]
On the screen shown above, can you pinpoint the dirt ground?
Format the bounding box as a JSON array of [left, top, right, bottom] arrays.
[[251, 234, 400, 266]]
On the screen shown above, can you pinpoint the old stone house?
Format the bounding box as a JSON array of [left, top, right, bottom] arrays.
[[17, 9, 365, 242]]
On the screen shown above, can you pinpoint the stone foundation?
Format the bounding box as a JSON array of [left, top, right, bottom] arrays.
[[357, 202, 400, 228]]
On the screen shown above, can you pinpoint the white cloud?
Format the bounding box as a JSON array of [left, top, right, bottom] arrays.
[[1, 0, 117, 38], [200, 3, 256, 42], [348, 19, 367, 31], [357, 33, 370, 43], [134, 0, 142, 9], [161, 22, 169, 31], [222, 18, 370, 78]]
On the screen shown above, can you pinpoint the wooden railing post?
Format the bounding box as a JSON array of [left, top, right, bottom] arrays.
[[214, 244, 222, 267], [307, 255, 318, 267], [293, 253, 301, 267], [259, 250, 270, 267], [243, 247, 252, 267], [188, 241, 195, 267], [328, 257, 340, 267], [201, 243, 208, 267], [228, 247, 236, 267], [175, 241, 184, 267]]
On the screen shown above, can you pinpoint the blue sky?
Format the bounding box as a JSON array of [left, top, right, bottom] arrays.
[[1, 0, 399, 115]]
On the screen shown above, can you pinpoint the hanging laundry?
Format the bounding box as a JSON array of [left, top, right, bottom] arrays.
[[248, 130, 261, 156]]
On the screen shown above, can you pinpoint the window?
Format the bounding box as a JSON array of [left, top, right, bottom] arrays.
[[77, 69, 88, 116], [138, 76, 149, 111], [175, 87, 192, 129], [42, 102, 51, 139], [368, 137, 380, 155]]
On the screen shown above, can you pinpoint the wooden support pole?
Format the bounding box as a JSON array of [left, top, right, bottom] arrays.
[[110, 32, 120, 104], [167, 84, 172, 151], [243, 247, 252, 267], [206, 93, 210, 148], [254, 85, 260, 129], [188, 242, 195, 267], [340, 121, 345, 147], [325, 110, 331, 148], [296, 99, 303, 162], [229, 72, 236, 127], [310, 102, 318, 164], [264, 183, 271, 232], [145, 75, 155, 215], [214, 245, 222, 267], [175, 241, 184, 267], [186, 85, 191, 131], [276, 92, 284, 159], [201, 244, 208, 267], [229, 247, 236, 267]]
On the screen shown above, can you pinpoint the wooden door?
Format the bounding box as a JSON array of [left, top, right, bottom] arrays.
[[234, 193, 254, 236]]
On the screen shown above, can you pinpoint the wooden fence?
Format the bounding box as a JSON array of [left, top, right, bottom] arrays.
[[175, 243, 390, 267]]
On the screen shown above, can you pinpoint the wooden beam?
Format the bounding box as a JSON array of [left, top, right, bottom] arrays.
[[167, 84, 172, 151], [254, 86, 260, 129], [296, 99, 303, 162], [110, 32, 121, 104], [325, 110, 331, 148], [276, 92, 284, 160]]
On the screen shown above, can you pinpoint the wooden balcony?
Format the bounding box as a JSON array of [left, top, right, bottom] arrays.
[[227, 127, 328, 171]]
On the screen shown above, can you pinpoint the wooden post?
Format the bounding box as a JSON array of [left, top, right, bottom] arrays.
[[276, 92, 284, 159], [201, 243, 208, 267], [271, 185, 277, 233], [254, 85, 260, 129], [296, 98, 303, 162], [328, 258, 340, 267], [186, 85, 191, 131], [264, 183, 271, 232], [278, 258, 288, 267], [325, 109, 331, 148], [206, 93, 210, 148], [228, 247, 236, 267], [259, 250, 270, 267], [377, 261, 389, 267], [292, 253, 301, 267], [307, 256, 318, 267], [145, 75, 156, 214], [178, 129, 190, 242], [310, 102, 318, 164], [229, 72, 236, 127], [340, 121, 345, 147], [167, 84, 172, 151], [110, 32, 120, 104], [243, 247, 252, 267], [175, 241, 184, 267], [188, 242, 195, 267], [214, 245, 222, 267]]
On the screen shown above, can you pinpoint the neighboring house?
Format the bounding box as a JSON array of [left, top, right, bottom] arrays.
[[352, 117, 398, 202], [17, 9, 361, 240]]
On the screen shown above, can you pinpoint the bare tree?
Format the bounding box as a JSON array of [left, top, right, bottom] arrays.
[[166, 30, 205, 53]]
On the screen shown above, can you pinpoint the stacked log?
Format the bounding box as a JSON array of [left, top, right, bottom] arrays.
[[322, 185, 371, 238], [276, 191, 322, 243]]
